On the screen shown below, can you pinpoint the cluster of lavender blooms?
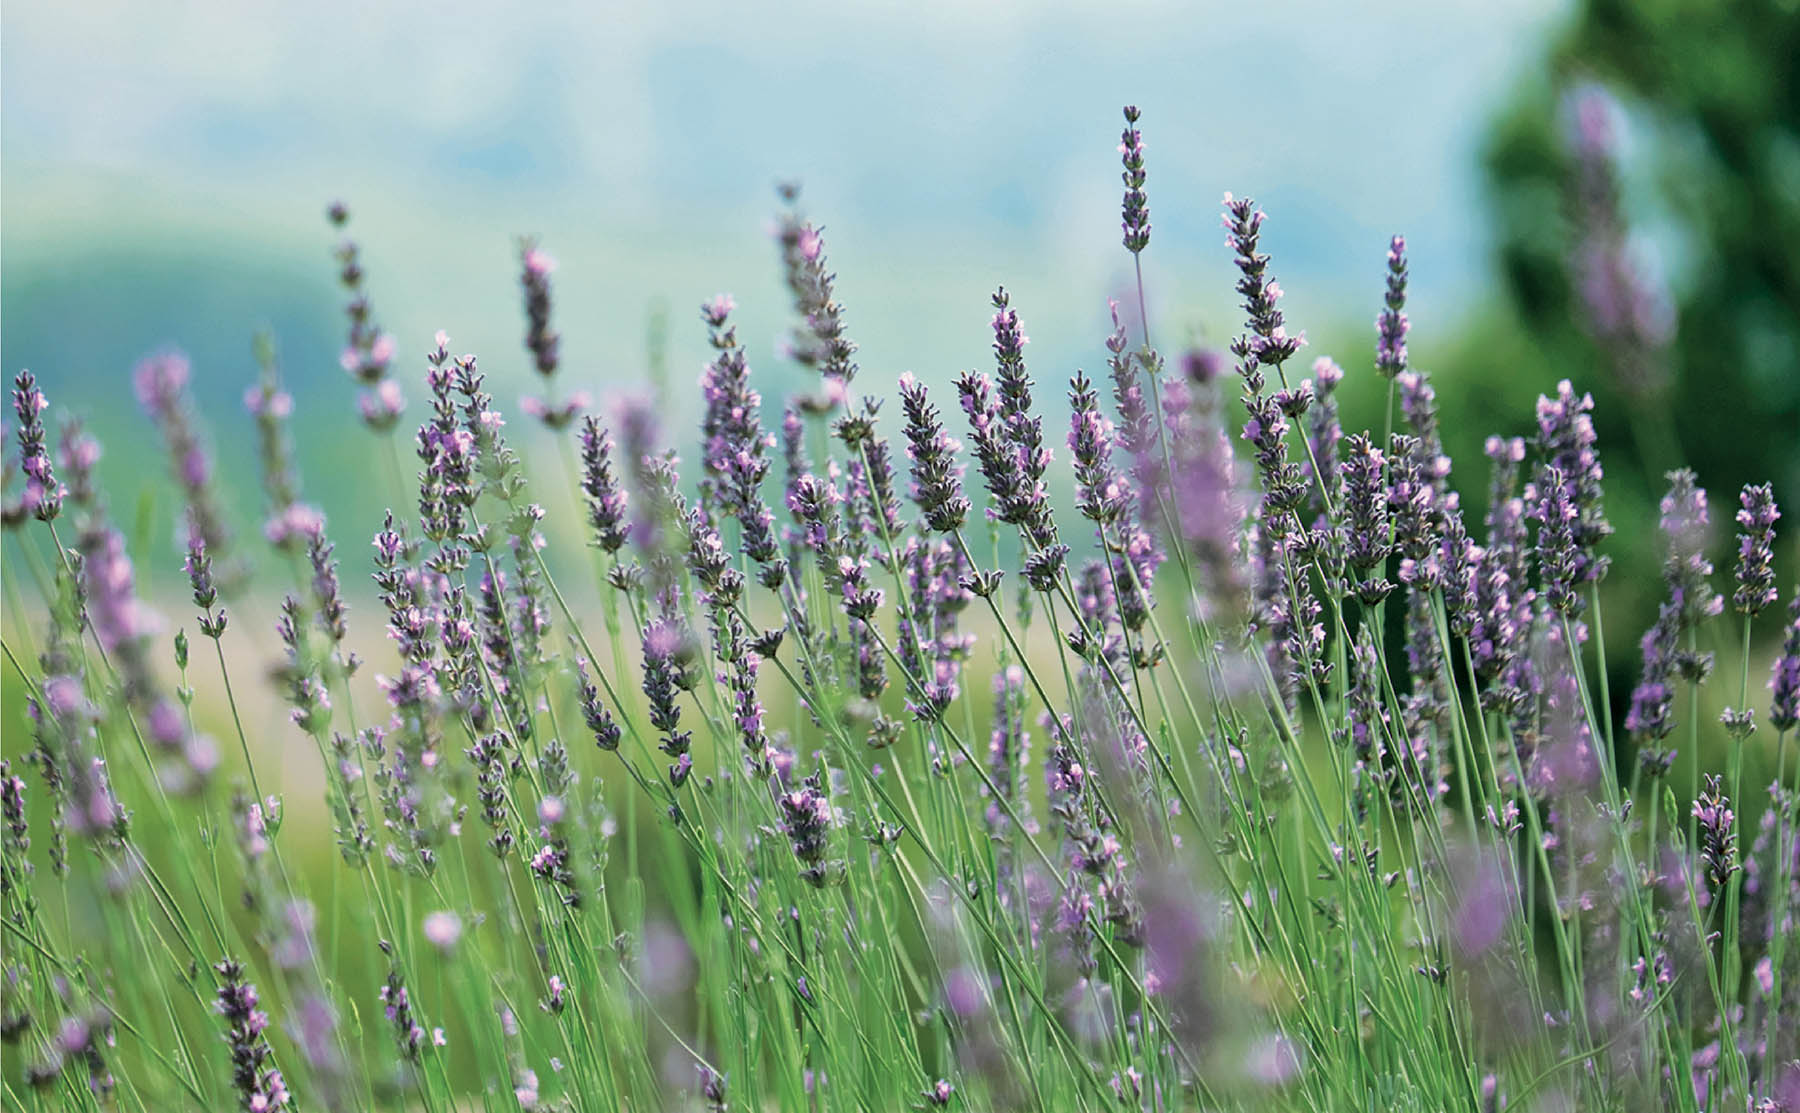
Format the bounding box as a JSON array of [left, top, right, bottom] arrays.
[[2, 101, 1798, 1113]]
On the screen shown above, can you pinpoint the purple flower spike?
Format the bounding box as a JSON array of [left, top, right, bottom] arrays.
[[1375, 235, 1409, 378], [10, 371, 62, 523], [215, 960, 290, 1112], [1068, 371, 1128, 526], [1691, 775, 1737, 904], [1222, 194, 1303, 368], [1733, 483, 1779, 616], [898, 373, 969, 534], [1534, 379, 1612, 587], [1533, 464, 1582, 618], [1119, 106, 1151, 254], [578, 416, 630, 554], [1342, 434, 1392, 604], [698, 296, 785, 585], [779, 771, 840, 887]]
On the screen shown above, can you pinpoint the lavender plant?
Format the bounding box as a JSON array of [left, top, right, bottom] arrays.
[[0, 105, 1795, 1113]]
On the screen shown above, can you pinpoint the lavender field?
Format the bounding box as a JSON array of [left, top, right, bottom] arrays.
[[4, 5, 1800, 1109]]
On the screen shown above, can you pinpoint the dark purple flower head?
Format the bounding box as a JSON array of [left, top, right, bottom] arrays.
[[1471, 437, 1533, 699], [307, 530, 349, 651], [779, 771, 839, 887], [1397, 371, 1449, 495], [1222, 194, 1303, 367], [1691, 774, 1737, 903], [957, 371, 1026, 523], [641, 608, 695, 785], [2, 761, 29, 873], [185, 524, 227, 638], [1388, 433, 1438, 586], [1733, 483, 1779, 616], [959, 316, 1059, 554], [1241, 393, 1305, 521], [898, 372, 969, 533], [697, 299, 786, 583], [11, 371, 62, 522], [1532, 465, 1582, 618], [698, 1065, 728, 1112], [578, 416, 630, 554], [786, 472, 845, 570], [1119, 105, 1150, 254], [1439, 496, 1477, 637], [1067, 371, 1128, 525], [1342, 433, 1392, 604], [835, 401, 903, 554], [215, 959, 289, 1112], [377, 969, 426, 1061], [573, 657, 622, 752], [1375, 235, 1409, 378]]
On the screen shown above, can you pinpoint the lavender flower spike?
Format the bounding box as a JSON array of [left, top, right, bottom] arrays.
[[898, 372, 969, 533], [779, 771, 840, 887], [1733, 483, 1779, 616], [1533, 465, 1582, 618], [214, 959, 290, 1111], [11, 371, 62, 523], [1068, 371, 1129, 526], [1119, 106, 1151, 254], [1342, 434, 1392, 604], [1222, 194, 1303, 368], [1375, 235, 1409, 378], [1535, 379, 1612, 587], [1692, 774, 1737, 904], [578, 416, 630, 554]]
